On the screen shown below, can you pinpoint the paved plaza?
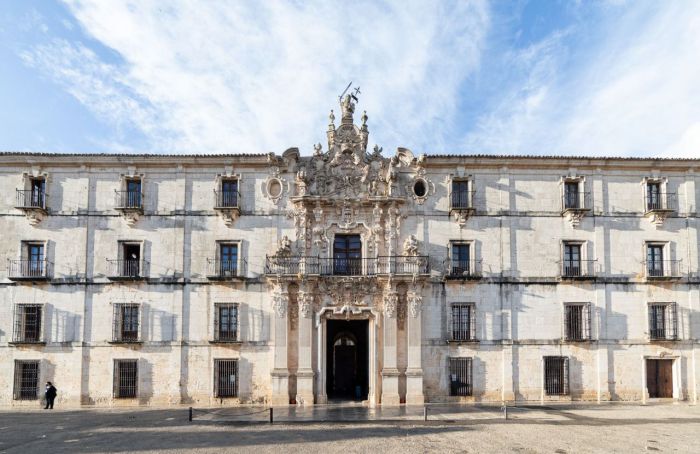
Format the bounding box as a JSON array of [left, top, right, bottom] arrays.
[[0, 403, 699, 453]]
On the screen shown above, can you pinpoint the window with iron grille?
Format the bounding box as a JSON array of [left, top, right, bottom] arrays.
[[13, 304, 43, 343], [449, 357, 473, 396], [451, 303, 476, 341], [214, 359, 238, 397], [563, 181, 581, 209], [564, 303, 591, 341], [112, 304, 140, 342], [648, 303, 678, 340], [544, 356, 569, 396], [451, 180, 472, 209], [214, 304, 239, 342], [13, 360, 39, 400], [113, 359, 138, 398]]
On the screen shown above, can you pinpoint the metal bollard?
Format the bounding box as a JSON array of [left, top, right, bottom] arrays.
[[269, 407, 274, 424], [502, 405, 508, 420], [188, 406, 193, 422], [423, 406, 428, 421]]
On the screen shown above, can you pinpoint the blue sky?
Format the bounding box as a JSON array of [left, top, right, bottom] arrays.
[[0, 0, 699, 157]]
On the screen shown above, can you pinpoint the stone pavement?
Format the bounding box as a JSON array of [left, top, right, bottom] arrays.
[[1, 403, 699, 453]]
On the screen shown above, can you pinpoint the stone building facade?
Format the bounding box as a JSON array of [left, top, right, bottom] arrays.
[[1, 96, 699, 407]]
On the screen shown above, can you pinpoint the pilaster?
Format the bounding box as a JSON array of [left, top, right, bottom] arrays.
[[271, 284, 290, 405], [381, 290, 401, 405]]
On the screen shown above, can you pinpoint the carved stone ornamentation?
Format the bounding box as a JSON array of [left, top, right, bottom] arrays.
[[384, 292, 398, 318], [271, 285, 288, 318], [403, 235, 419, 256], [649, 211, 670, 227], [564, 210, 586, 228], [298, 292, 313, 318], [407, 291, 423, 318], [276, 235, 293, 257]]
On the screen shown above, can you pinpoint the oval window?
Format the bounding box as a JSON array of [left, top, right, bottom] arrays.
[[268, 179, 282, 198], [413, 179, 427, 197]]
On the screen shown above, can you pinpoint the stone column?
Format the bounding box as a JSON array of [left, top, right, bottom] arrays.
[[270, 284, 290, 405], [296, 290, 315, 405], [381, 290, 401, 405], [405, 290, 424, 404]]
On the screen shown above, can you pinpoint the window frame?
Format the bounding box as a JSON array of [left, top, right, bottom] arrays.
[[113, 359, 139, 398], [448, 357, 473, 397], [214, 359, 239, 398], [112, 303, 141, 343], [544, 356, 570, 396], [12, 303, 44, 343], [215, 240, 241, 277], [561, 240, 587, 277], [648, 302, 678, 341], [213, 303, 240, 342], [450, 302, 477, 342], [563, 302, 591, 342], [561, 177, 585, 210], [13, 360, 40, 401], [449, 178, 474, 210]]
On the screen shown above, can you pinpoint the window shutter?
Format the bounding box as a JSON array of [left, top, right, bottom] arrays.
[[214, 305, 220, 341], [113, 305, 122, 341], [13, 305, 20, 343], [563, 357, 570, 395], [137, 305, 142, 342], [233, 305, 239, 341], [213, 359, 220, 397], [668, 303, 678, 340], [13, 361, 21, 400], [469, 305, 476, 341], [113, 361, 119, 397], [584, 303, 592, 340]]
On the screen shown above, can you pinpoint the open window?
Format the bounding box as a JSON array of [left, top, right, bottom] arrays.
[[9, 241, 51, 280], [643, 177, 674, 226], [108, 241, 145, 280], [644, 242, 681, 279], [446, 241, 480, 279], [214, 174, 241, 226], [16, 173, 48, 225], [560, 176, 589, 227], [561, 241, 595, 279]]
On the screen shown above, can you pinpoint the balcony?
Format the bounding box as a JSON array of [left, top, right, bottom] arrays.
[[645, 193, 675, 213], [114, 190, 144, 212], [444, 259, 482, 280], [213, 190, 241, 226], [561, 191, 590, 211], [8, 259, 52, 281], [644, 260, 683, 280], [264, 256, 430, 276], [206, 258, 247, 280], [560, 260, 597, 280], [107, 259, 146, 280], [450, 190, 476, 227], [15, 189, 47, 211]]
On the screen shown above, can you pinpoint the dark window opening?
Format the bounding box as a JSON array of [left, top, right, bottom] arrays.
[[14, 305, 42, 343], [413, 179, 427, 197], [122, 243, 141, 277], [25, 243, 45, 277], [113, 304, 139, 342], [646, 244, 664, 277], [563, 243, 582, 277], [333, 235, 362, 275], [218, 179, 239, 208], [649, 303, 677, 340], [214, 359, 239, 397], [565, 304, 590, 341], [215, 304, 238, 341], [449, 357, 473, 396], [452, 303, 476, 341], [451, 180, 471, 209], [219, 243, 238, 276], [13, 360, 39, 400], [544, 356, 569, 396], [564, 181, 580, 209], [451, 244, 471, 276], [647, 182, 662, 211], [114, 360, 138, 398], [123, 179, 142, 208]]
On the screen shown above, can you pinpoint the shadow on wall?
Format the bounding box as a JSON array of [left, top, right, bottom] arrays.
[[138, 359, 154, 405]]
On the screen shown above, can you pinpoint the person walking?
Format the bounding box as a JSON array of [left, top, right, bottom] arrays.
[[44, 382, 57, 409]]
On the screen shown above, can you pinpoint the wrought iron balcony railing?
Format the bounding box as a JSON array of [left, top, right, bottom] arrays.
[[450, 191, 475, 210], [114, 190, 143, 210], [644, 260, 683, 279], [8, 259, 52, 280], [15, 189, 47, 211], [645, 192, 675, 212], [444, 259, 482, 279], [214, 190, 240, 209], [107, 259, 146, 279], [561, 192, 590, 211], [560, 260, 597, 279], [264, 256, 430, 276], [206, 258, 247, 279]]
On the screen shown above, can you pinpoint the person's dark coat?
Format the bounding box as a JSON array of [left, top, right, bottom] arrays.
[[45, 385, 57, 399]]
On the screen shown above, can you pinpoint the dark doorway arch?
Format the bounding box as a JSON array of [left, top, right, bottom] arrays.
[[326, 320, 368, 400]]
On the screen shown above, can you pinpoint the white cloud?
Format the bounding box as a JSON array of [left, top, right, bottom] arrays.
[[463, 1, 700, 157], [22, 0, 490, 154]]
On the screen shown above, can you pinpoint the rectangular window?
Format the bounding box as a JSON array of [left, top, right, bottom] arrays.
[[113, 304, 140, 342], [13, 360, 39, 400], [646, 244, 664, 277], [451, 303, 476, 341], [214, 304, 239, 342], [646, 182, 662, 211], [218, 179, 239, 208], [13, 304, 43, 343], [564, 304, 590, 341], [564, 181, 580, 209], [333, 234, 362, 275], [125, 179, 142, 208], [113, 360, 138, 398], [544, 356, 569, 396], [30, 178, 46, 208], [649, 303, 678, 340], [449, 357, 473, 396], [25, 242, 45, 277], [214, 359, 239, 398], [563, 243, 582, 277], [219, 243, 238, 277], [451, 180, 472, 209], [121, 243, 141, 277], [451, 243, 471, 276]]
